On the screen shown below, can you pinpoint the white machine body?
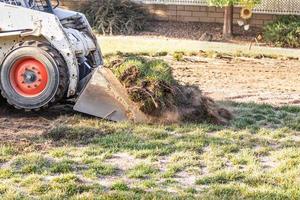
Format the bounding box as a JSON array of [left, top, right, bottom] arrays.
[[0, 0, 102, 97], [0, 0, 148, 122]]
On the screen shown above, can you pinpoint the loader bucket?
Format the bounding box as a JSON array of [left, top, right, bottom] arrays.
[[73, 67, 149, 122]]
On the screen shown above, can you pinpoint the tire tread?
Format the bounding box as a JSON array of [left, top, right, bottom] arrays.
[[0, 40, 69, 110]]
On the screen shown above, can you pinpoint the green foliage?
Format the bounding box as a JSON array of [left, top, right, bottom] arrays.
[[208, 0, 239, 6], [239, 0, 261, 8], [113, 56, 175, 85], [208, 0, 260, 7], [173, 52, 184, 61], [81, 0, 148, 35], [264, 16, 300, 48]]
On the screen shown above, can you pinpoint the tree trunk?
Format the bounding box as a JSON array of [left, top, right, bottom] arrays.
[[223, 5, 234, 39]]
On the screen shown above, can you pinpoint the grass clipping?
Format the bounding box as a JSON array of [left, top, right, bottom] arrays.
[[106, 56, 232, 124]]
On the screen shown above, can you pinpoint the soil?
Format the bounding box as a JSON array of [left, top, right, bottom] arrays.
[[0, 54, 299, 145], [138, 21, 263, 44], [0, 104, 74, 150], [169, 56, 300, 106]]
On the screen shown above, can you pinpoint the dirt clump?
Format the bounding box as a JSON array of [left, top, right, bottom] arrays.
[[106, 56, 232, 124]]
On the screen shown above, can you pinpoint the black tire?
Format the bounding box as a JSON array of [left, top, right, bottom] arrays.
[[0, 40, 69, 110]]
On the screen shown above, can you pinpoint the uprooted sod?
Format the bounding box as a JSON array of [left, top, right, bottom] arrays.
[[106, 56, 232, 124]]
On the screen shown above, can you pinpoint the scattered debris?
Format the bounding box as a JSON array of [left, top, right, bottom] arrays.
[[199, 32, 213, 41]]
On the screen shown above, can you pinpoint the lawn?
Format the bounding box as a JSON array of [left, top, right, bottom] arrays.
[[0, 37, 300, 199], [0, 102, 300, 199], [98, 36, 300, 58]]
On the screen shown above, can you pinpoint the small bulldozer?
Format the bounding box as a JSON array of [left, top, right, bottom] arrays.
[[0, 0, 147, 122]]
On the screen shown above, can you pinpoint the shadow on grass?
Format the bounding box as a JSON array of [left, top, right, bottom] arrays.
[[1, 100, 299, 147], [40, 101, 300, 149], [223, 101, 300, 132], [1, 100, 299, 150]]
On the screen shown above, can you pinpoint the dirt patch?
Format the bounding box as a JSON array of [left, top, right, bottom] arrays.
[[104, 152, 144, 171], [0, 104, 74, 150], [107, 56, 232, 124], [174, 171, 197, 188], [137, 21, 262, 45], [169, 56, 300, 106], [259, 155, 279, 170]]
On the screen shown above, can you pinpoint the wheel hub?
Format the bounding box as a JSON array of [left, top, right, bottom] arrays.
[[10, 58, 48, 97], [23, 70, 37, 83]]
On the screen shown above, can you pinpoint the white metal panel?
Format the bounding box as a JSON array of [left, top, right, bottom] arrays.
[[0, 2, 79, 96]]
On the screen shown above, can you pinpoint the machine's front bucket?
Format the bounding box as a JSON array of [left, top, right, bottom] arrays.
[[74, 67, 149, 122]]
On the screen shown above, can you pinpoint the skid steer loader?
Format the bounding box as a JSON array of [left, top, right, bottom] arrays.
[[0, 0, 147, 122]]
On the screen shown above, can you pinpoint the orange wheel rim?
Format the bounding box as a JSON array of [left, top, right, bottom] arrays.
[[10, 58, 48, 97]]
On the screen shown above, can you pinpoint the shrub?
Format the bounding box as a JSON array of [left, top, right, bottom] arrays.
[[81, 0, 148, 35], [173, 52, 184, 61], [263, 16, 300, 48]]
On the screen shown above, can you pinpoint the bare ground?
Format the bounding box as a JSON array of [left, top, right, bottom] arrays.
[[0, 104, 74, 150], [138, 21, 263, 44], [169, 56, 300, 106]]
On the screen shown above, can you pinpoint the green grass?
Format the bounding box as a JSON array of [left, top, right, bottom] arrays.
[[49, 159, 75, 174], [111, 56, 175, 85], [0, 102, 299, 199], [98, 36, 300, 59], [11, 154, 52, 174], [173, 52, 185, 61], [127, 163, 158, 179], [84, 161, 117, 178], [0, 145, 17, 163], [196, 170, 245, 185], [111, 181, 130, 191]]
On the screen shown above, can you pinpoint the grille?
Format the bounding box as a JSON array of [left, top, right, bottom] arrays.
[[135, 0, 300, 15], [0, 0, 51, 11], [0, 0, 22, 6], [31, 0, 49, 11]]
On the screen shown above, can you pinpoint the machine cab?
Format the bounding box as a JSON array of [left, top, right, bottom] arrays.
[[0, 0, 57, 12]]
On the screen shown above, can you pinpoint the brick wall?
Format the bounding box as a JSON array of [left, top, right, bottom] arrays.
[[145, 4, 276, 27], [59, 0, 276, 27]]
